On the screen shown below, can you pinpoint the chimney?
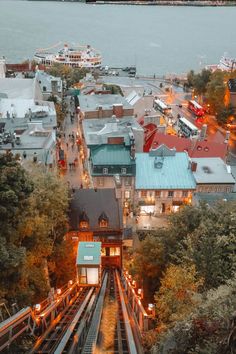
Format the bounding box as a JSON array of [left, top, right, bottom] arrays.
[[225, 130, 230, 143], [200, 124, 207, 140], [98, 105, 103, 118], [130, 145, 135, 160], [191, 161, 197, 172], [113, 104, 124, 118]]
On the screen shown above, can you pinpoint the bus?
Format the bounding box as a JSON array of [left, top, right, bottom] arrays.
[[178, 117, 199, 138], [154, 98, 170, 115], [188, 100, 205, 117]]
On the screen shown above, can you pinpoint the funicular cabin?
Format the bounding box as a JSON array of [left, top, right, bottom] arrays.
[[68, 189, 123, 269], [77, 242, 101, 286]]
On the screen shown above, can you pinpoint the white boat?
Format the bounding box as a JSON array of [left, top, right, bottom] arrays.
[[206, 53, 236, 72], [34, 43, 102, 68], [219, 54, 236, 71]]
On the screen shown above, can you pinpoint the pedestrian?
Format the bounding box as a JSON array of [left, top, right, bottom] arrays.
[[80, 183, 83, 189], [66, 142, 69, 149], [69, 134, 71, 139], [63, 133, 66, 138]]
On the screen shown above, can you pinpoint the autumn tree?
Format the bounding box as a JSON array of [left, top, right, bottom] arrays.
[[154, 264, 202, 332], [0, 152, 33, 301]]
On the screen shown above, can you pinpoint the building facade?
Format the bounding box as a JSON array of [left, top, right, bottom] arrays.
[[135, 145, 196, 214], [68, 189, 123, 269]]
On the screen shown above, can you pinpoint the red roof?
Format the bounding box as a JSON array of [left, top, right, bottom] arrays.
[[143, 126, 228, 160]]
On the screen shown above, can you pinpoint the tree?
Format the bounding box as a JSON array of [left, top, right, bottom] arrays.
[[0, 152, 33, 301], [205, 70, 226, 114], [154, 264, 203, 332], [153, 276, 236, 354], [132, 235, 166, 301]]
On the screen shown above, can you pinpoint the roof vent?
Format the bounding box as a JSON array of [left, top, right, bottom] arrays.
[[202, 166, 212, 174], [154, 157, 163, 169]]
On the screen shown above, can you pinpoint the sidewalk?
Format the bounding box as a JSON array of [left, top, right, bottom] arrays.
[[59, 97, 85, 189]]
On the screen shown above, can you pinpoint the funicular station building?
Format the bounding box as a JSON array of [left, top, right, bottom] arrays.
[[68, 188, 123, 269]]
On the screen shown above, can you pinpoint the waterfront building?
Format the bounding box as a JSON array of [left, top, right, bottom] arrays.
[[35, 70, 63, 101], [135, 145, 196, 214], [191, 157, 235, 193], [0, 77, 43, 100], [0, 77, 57, 166], [68, 189, 123, 268], [77, 94, 134, 119]]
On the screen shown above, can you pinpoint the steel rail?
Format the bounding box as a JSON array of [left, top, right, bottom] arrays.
[[32, 288, 90, 353], [115, 270, 138, 354], [81, 272, 108, 354], [54, 287, 94, 354]]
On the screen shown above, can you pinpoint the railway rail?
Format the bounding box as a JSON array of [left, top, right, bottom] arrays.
[[31, 287, 95, 354], [82, 269, 142, 354]]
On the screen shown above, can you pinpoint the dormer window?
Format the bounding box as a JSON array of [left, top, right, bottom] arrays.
[[98, 212, 109, 228], [79, 211, 89, 229], [80, 221, 89, 229]]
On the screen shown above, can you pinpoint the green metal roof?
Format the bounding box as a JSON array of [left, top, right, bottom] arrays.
[[76, 242, 101, 266], [135, 152, 196, 190], [91, 145, 133, 165]]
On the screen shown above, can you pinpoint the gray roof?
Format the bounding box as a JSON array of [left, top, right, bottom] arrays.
[[78, 94, 132, 112], [192, 158, 236, 184], [194, 192, 236, 205], [0, 78, 40, 99], [69, 189, 123, 231], [82, 116, 143, 146], [35, 70, 62, 93]]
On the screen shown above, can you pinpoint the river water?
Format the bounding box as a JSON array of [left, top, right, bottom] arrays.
[[0, 0, 236, 75]]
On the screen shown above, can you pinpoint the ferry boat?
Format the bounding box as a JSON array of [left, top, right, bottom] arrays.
[[206, 54, 236, 72], [34, 43, 102, 68], [219, 54, 236, 71]]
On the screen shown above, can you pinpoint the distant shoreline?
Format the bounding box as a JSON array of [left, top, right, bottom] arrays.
[[28, 0, 236, 5], [85, 0, 236, 5]]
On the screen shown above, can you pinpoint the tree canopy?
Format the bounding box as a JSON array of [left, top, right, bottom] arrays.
[[0, 153, 73, 306]]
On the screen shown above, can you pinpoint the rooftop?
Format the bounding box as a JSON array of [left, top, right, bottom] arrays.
[[35, 70, 62, 93], [90, 144, 134, 167], [192, 158, 235, 184], [143, 129, 228, 160], [69, 189, 123, 231], [78, 94, 132, 112], [0, 78, 42, 100], [135, 145, 196, 190], [82, 116, 143, 146], [76, 242, 101, 266]]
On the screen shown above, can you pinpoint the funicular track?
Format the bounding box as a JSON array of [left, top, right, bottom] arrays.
[[82, 269, 141, 354], [31, 287, 95, 354]]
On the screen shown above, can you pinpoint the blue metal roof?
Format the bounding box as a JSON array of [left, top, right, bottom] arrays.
[[135, 152, 196, 190], [76, 242, 101, 266]]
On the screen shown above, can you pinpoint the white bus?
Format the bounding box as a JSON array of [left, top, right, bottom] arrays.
[[178, 117, 199, 138], [154, 98, 170, 115]]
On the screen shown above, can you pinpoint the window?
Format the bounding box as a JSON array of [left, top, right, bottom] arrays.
[[121, 167, 126, 175], [79, 221, 89, 229], [125, 177, 131, 186], [141, 190, 147, 198], [103, 168, 108, 175], [125, 190, 130, 199], [168, 191, 174, 198], [110, 247, 120, 256], [182, 191, 188, 197], [155, 191, 161, 198], [99, 219, 108, 228], [101, 247, 106, 256], [43, 86, 47, 92]]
